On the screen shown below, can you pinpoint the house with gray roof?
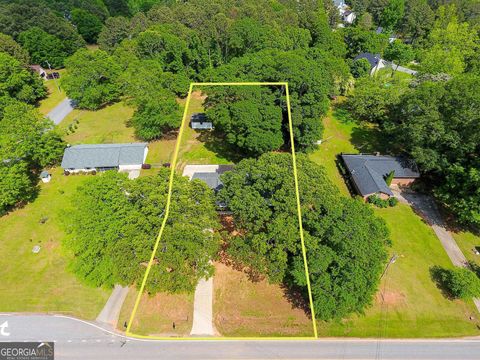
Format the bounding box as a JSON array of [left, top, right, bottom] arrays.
[[61, 143, 148, 177], [190, 113, 213, 130], [340, 154, 420, 200], [182, 164, 234, 192]]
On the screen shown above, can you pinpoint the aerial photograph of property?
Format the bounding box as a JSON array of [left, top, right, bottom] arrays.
[[0, 0, 479, 359]]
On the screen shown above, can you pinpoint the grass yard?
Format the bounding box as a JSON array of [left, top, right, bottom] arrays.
[[453, 231, 480, 267], [38, 71, 67, 115], [310, 109, 480, 337], [176, 91, 234, 169], [118, 288, 193, 337], [0, 167, 110, 319], [59, 102, 136, 144], [213, 262, 314, 337]]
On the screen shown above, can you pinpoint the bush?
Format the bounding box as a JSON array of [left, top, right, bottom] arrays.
[[367, 194, 398, 208], [439, 268, 480, 299]]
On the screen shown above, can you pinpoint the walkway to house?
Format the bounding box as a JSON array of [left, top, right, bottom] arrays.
[[392, 186, 480, 313], [190, 276, 214, 336], [47, 97, 75, 125], [96, 285, 129, 328]]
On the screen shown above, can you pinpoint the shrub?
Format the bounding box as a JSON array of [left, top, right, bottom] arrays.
[[368, 194, 398, 208], [440, 268, 480, 299]]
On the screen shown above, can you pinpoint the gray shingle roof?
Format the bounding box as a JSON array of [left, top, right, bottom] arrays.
[[191, 165, 234, 191], [61, 143, 147, 169], [341, 154, 420, 196], [354, 53, 381, 69]]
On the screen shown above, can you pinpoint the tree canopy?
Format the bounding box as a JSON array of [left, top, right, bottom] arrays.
[[63, 169, 221, 293], [218, 153, 389, 320]]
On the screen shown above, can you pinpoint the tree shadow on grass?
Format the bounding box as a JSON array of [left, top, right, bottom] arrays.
[[280, 283, 312, 317], [430, 265, 455, 300], [197, 131, 245, 163]]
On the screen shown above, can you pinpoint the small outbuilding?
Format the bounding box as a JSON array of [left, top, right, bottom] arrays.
[[340, 154, 420, 200], [40, 171, 51, 183], [190, 113, 213, 130]]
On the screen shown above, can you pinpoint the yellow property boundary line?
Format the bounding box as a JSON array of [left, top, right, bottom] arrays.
[[126, 82, 318, 340]]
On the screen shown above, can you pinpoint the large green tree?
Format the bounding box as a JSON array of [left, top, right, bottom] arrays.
[[0, 52, 46, 103], [62, 49, 121, 109], [205, 86, 284, 156], [71, 8, 103, 44], [218, 153, 389, 320], [63, 170, 221, 293], [18, 27, 68, 68], [0, 33, 29, 64]]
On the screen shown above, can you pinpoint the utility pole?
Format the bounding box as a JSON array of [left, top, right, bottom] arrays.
[[45, 60, 61, 92]]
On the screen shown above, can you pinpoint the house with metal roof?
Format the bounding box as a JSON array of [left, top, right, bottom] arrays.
[[340, 154, 420, 200], [190, 113, 213, 130], [61, 143, 148, 177]]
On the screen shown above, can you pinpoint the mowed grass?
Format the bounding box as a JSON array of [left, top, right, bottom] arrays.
[[59, 102, 136, 144], [453, 231, 480, 267], [0, 167, 110, 319], [118, 288, 193, 337], [177, 91, 232, 168], [213, 263, 314, 337], [37, 71, 67, 115], [310, 110, 480, 337]]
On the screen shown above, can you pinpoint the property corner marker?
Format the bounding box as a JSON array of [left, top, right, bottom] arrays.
[[126, 82, 318, 340]]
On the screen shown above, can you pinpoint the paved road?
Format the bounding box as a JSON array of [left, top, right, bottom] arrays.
[[1, 314, 480, 359], [47, 98, 75, 124]]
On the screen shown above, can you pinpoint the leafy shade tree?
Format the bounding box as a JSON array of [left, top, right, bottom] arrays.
[[218, 153, 389, 320], [389, 74, 480, 225], [350, 58, 372, 78], [205, 86, 284, 156], [437, 267, 480, 299], [63, 170, 221, 293], [0, 0, 84, 56], [383, 40, 415, 67], [98, 16, 132, 52], [420, 5, 479, 75], [400, 0, 434, 44], [379, 0, 405, 31], [0, 160, 34, 216], [343, 28, 389, 59], [0, 52, 46, 103], [347, 76, 407, 124], [0, 33, 30, 64], [62, 49, 121, 109], [71, 8, 103, 44], [131, 95, 182, 140], [18, 27, 68, 68], [206, 49, 334, 151]]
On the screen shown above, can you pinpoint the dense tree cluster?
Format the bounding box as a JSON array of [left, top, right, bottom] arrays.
[[60, 0, 350, 148], [63, 169, 221, 293], [218, 153, 389, 320]]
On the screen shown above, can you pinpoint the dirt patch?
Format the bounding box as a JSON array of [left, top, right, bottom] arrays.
[[376, 290, 407, 306], [213, 262, 314, 337]]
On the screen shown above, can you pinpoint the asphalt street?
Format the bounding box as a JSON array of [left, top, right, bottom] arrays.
[[1, 314, 480, 360]]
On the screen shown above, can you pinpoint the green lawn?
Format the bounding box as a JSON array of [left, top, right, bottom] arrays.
[[37, 70, 67, 115], [310, 110, 480, 337], [0, 167, 110, 319], [453, 231, 480, 267], [59, 102, 136, 144]]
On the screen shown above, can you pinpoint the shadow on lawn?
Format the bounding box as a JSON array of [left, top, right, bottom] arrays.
[[429, 265, 456, 300], [197, 131, 244, 163]]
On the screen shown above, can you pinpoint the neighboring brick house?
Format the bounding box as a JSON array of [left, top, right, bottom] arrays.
[[340, 154, 420, 200]]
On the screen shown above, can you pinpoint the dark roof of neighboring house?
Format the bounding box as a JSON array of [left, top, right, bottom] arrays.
[[191, 165, 234, 191], [341, 154, 420, 196], [61, 143, 147, 169], [354, 53, 381, 69]]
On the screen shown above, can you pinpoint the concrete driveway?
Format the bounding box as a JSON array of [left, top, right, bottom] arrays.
[[47, 98, 75, 125]]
